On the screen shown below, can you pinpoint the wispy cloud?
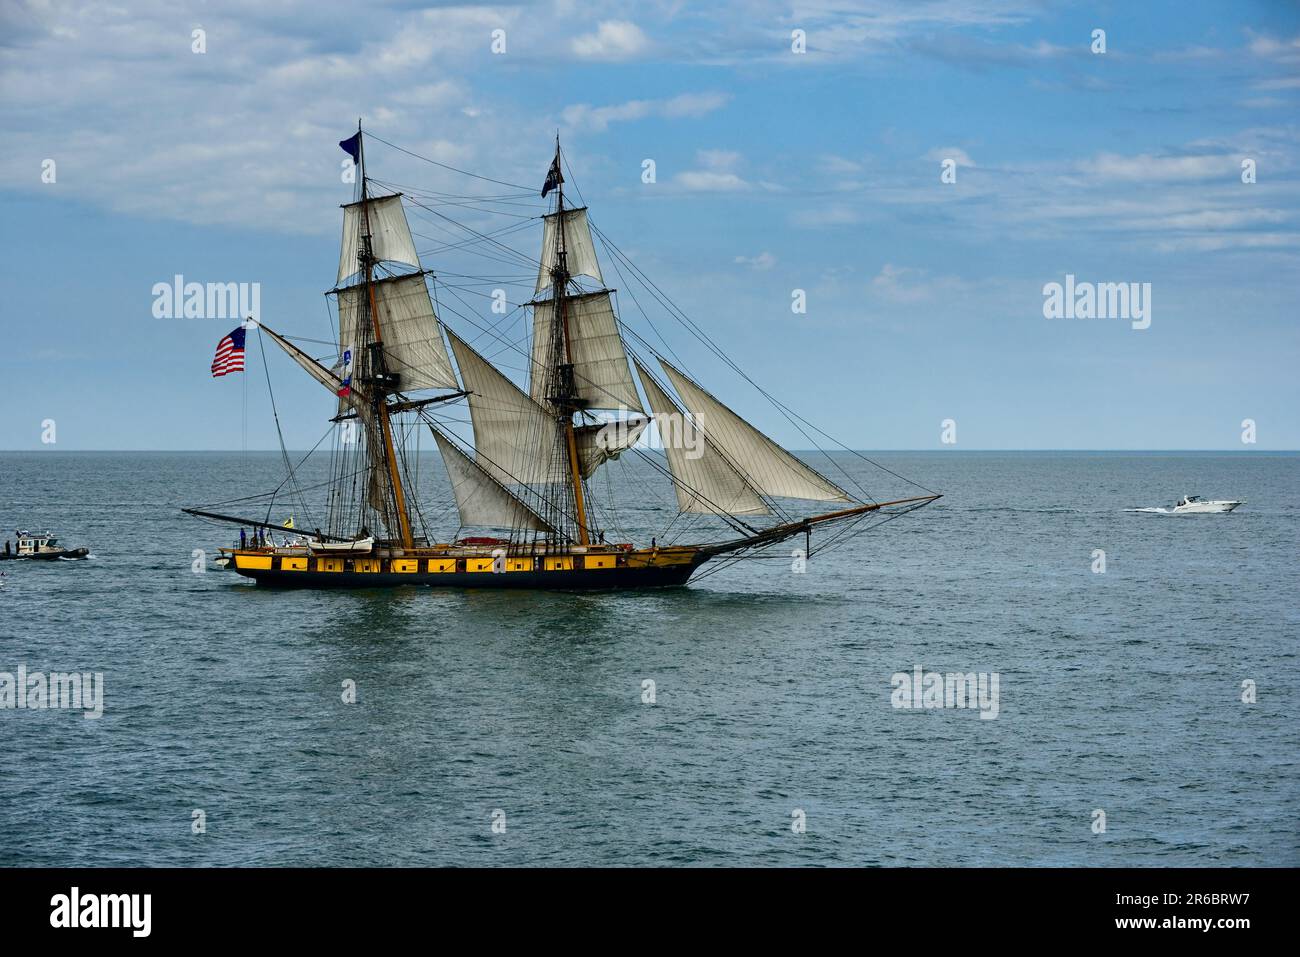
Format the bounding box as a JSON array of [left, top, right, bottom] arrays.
[[0, 2, 543, 233], [1247, 31, 1300, 65], [926, 147, 976, 168], [571, 20, 651, 61], [871, 263, 932, 302], [907, 33, 1075, 71], [735, 251, 776, 270], [1077, 153, 1241, 182], [562, 92, 729, 132], [674, 170, 750, 191], [817, 154, 866, 176], [672, 149, 751, 192]]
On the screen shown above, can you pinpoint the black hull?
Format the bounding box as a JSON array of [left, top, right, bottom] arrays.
[[237, 562, 702, 590]]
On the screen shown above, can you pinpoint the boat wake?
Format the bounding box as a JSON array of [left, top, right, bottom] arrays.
[[963, 506, 1083, 515], [1126, 507, 1175, 514]]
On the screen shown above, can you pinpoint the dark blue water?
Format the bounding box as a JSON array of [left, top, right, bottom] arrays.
[[1, 451, 1296, 866]]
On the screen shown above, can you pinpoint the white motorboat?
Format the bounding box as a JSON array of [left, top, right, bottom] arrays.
[[1171, 494, 1243, 514]]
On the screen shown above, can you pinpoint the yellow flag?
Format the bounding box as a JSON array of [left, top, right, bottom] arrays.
[[283, 516, 294, 529]]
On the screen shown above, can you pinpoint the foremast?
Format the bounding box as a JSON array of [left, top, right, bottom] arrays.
[[355, 126, 415, 548]]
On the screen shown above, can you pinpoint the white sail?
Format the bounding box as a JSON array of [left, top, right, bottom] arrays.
[[634, 359, 768, 516], [658, 360, 850, 503], [536, 207, 603, 293], [337, 274, 459, 392], [259, 323, 346, 395], [366, 434, 394, 521], [530, 292, 643, 411], [254, 322, 397, 524], [432, 429, 554, 532], [258, 322, 371, 420], [446, 329, 556, 488], [337, 193, 420, 285], [573, 416, 649, 478]]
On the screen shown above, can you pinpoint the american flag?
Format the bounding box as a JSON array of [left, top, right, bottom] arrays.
[[211, 327, 246, 377]]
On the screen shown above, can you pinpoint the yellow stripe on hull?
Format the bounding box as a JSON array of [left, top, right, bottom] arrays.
[[223, 546, 705, 589]]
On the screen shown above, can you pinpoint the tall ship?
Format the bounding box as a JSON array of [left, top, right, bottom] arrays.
[[186, 126, 939, 588]]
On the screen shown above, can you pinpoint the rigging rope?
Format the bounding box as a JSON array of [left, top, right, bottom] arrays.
[[364, 133, 536, 192]]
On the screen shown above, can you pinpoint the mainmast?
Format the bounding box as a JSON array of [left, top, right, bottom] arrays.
[[356, 124, 415, 548], [548, 139, 592, 545]]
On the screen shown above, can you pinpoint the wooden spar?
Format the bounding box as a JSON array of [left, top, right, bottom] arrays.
[[553, 141, 591, 546], [331, 390, 470, 423], [180, 508, 353, 542], [800, 494, 941, 524], [358, 127, 415, 549], [699, 493, 942, 557]]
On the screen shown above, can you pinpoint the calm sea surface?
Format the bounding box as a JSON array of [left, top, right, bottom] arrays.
[[1, 450, 1296, 866]]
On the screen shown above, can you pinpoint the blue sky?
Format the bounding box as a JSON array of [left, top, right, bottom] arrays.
[[2, 0, 1297, 450]]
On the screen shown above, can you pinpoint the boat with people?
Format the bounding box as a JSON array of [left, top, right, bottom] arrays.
[[1171, 495, 1244, 514], [1, 530, 90, 561]]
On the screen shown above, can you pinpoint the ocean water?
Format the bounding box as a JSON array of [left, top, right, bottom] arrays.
[[0, 450, 1296, 867]]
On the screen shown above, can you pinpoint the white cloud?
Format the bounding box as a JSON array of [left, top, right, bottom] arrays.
[[735, 251, 776, 270], [674, 170, 749, 191], [394, 82, 464, 108], [817, 154, 865, 175], [871, 263, 932, 302], [572, 20, 650, 61], [562, 92, 729, 132], [907, 33, 1075, 72], [1153, 45, 1225, 62], [672, 149, 750, 191], [867, 263, 997, 304], [1154, 232, 1300, 253], [696, 149, 740, 170], [1247, 31, 1300, 64], [1242, 97, 1287, 110], [926, 147, 976, 167], [3, 0, 1295, 267], [1147, 208, 1288, 230], [1077, 153, 1239, 182], [0, 2, 546, 235]]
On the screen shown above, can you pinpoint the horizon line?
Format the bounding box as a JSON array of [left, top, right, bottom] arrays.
[[2, 448, 1296, 455]]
